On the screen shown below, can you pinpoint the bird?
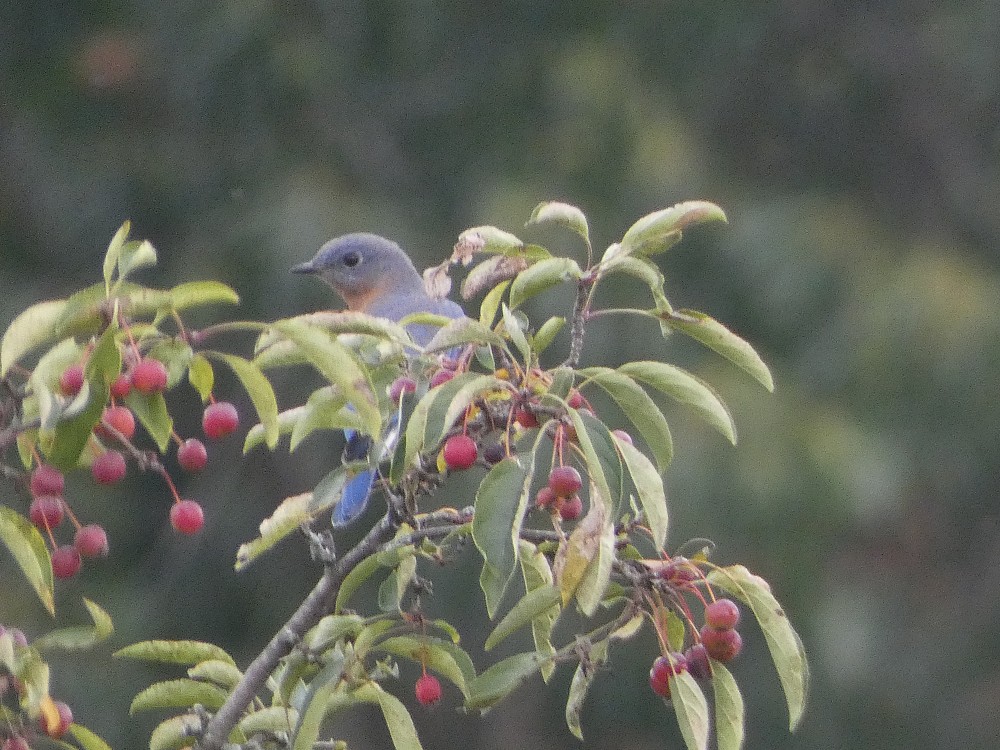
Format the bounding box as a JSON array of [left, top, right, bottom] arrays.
[[291, 233, 465, 525]]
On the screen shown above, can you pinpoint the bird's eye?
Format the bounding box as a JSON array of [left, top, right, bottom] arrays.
[[342, 251, 361, 268]]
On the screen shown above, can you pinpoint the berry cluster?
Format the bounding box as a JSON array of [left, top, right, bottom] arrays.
[[535, 465, 584, 521]]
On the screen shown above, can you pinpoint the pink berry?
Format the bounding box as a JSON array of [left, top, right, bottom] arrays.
[[29, 495, 65, 529], [389, 376, 417, 402], [51, 546, 82, 579], [92, 450, 127, 485], [131, 358, 168, 394], [611, 429, 633, 445], [170, 500, 204, 534], [177, 438, 208, 472], [202, 402, 239, 440], [3, 736, 31, 750], [442, 434, 477, 470], [514, 406, 539, 428], [567, 389, 584, 409], [535, 486, 557, 509], [110, 373, 132, 399], [59, 364, 85, 396], [548, 465, 582, 497], [30, 464, 65, 497], [429, 369, 455, 388], [559, 495, 583, 521], [705, 598, 741, 630], [685, 643, 711, 679], [649, 653, 687, 698], [700, 625, 743, 663], [74, 524, 109, 558], [415, 673, 442, 706], [96, 405, 136, 441], [40, 699, 73, 738]]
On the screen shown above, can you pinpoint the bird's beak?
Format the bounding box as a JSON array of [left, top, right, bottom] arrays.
[[290, 260, 315, 275]]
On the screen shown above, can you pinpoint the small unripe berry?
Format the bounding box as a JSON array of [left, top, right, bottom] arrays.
[[51, 546, 82, 579], [611, 429, 633, 445], [442, 434, 477, 471], [429, 369, 454, 388], [40, 699, 73, 738], [30, 464, 65, 497], [59, 364, 85, 396], [559, 494, 583, 521], [415, 673, 442, 706], [567, 389, 584, 409], [3, 736, 31, 750], [92, 450, 127, 485], [30, 495, 65, 529], [535, 486, 556, 509], [649, 653, 687, 698], [202, 401, 239, 440], [700, 625, 743, 663], [705, 598, 741, 630], [96, 405, 136, 441], [177, 438, 208, 472], [4, 627, 29, 647], [110, 372, 132, 399], [170, 500, 204, 534], [131, 358, 168, 394], [548, 465, 582, 497], [481, 441, 507, 465], [685, 643, 711, 679], [74, 524, 109, 558], [389, 376, 417, 402]]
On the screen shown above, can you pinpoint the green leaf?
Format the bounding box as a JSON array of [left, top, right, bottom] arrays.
[[712, 661, 745, 750], [124, 390, 173, 452], [34, 599, 113, 651], [456, 225, 525, 255], [565, 639, 608, 740], [289, 387, 364, 451], [1, 300, 68, 377], [479, 279, 510, 327], [116, 239, 158, 282], [168, 280, 240, 310], [0, 507, 54, 615], [305, 614, 365, 652], [206, 353, 279, 449], [375, 635, 475, 698], [706, 565, 809, 730], [292, 652, 347, 750], [619, 360, 736, 444], [666, 610, 686, 652], [501, 304, 532, 365], [187, 354, 214, 402], [531, 316, 566, 356], [272, 319, 380, 437], [580, 367, 674, 472], [614, 436, 668, 548], [671, 671, 711, 750], [335, 545, 410, 613], [243, 405, 304, 452], [149, 714, 200, 750], [424, 316, 506, 354], [69, 722, 114, 750], [662, 310, 774, 392], [471, 454, 535, 618], [567, 499, 615, 617], [620, 201, 727, 257], [354, 682, 423, 750], [484, 584, 561, 651], [566, 408, 624, 515], [114, 640, 236, 666], [518, 541, 559, 681], [465, 651, 549, 711], [377, 551, 416, 612], [102, 221, 131, 291], [129, 678, 229, 714], [526, 201, 590, 244], [598, 255, 672, 312], [508, 257, 583, 309], [187, 659, 243, 690], [238, 706, 298, 738]]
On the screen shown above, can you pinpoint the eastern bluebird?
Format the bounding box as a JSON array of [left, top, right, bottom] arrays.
[[291, 232, 464, 525]]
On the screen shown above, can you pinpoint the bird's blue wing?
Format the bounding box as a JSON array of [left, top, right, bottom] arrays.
[[331, 414, 402, 527], [332, 467, 377, 526]]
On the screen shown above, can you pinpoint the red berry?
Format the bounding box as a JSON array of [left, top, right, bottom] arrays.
[[170, 500, 204, 534], [30, 464, 65, 497], [202, 401, 239, 440], [51, 546, 82, 579], [389, 376, 417, 402], [74, 524, 109, 558], [415, 673, 442, 706], [29, 495, 65, 529], [685, 643, 711, 679], [705, 598, 741, 630], [649, 653, 687, 698], [96, 405, 136, 441], [548, 465, 582, 497], [559, 494, 583, 521], [131, 358, 168, 394], [177, 438, 208, 472], [59, 364, 85, 396], [700, 625, 743, 663], [535, 485, 557, 508], [567, 389, 584, 409], [514, 406, 539, 428], [611, 429, 633, 445], [442, 434, 477, 470], [40, 699, 73, 738], [92, 450, 127, 485], [110, 372, 132, 399], [429, 369, 454, 388], [3, 736, 31, 750]]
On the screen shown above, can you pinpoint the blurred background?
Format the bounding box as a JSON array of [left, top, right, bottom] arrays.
[[2, 2, 999, 748]]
